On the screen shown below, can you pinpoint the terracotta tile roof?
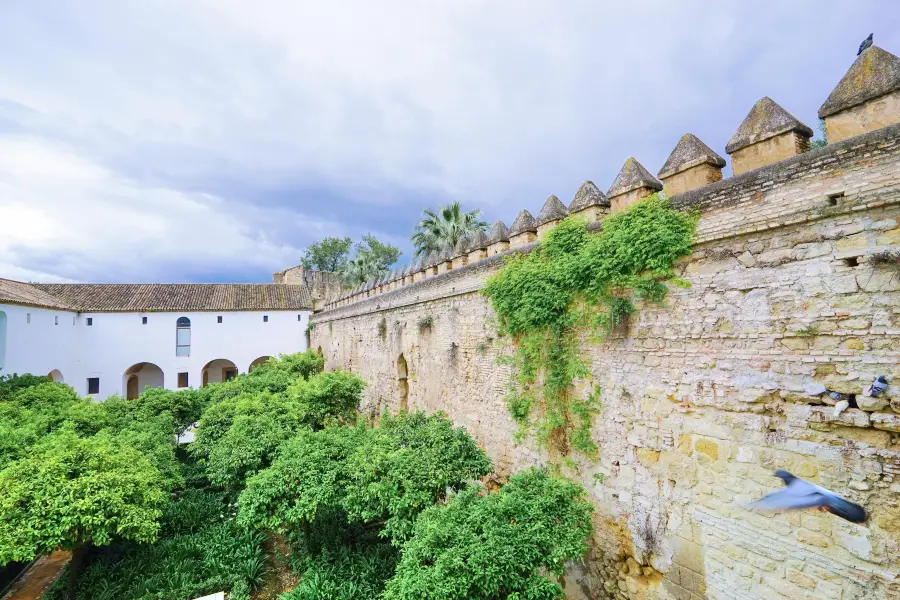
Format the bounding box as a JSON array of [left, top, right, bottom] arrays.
[[28, 283, 311, 312], [0, 278, 75, 310]]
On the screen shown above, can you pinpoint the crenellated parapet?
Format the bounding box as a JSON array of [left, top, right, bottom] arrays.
[[322, 44, 900, 312]]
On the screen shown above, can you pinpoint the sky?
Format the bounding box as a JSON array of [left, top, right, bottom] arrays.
[[0, 1, 897, 284]]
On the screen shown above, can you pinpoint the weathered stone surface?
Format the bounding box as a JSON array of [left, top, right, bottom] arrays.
[[313, 123, 900, 599], [726, 97, 813, 154], [509, 210, 537, 235], [819, 46, 900, 118], [607, 158, 663, 198], [658, 133, 725, 179], [857, 394, 889, 412], [452, 236, 469, 257], [486, 220, 510, 244], [871, 411, 900, 432], [568, 180, 610, 212], [536, 194, 568, 225], [466, 229, 488, 251]]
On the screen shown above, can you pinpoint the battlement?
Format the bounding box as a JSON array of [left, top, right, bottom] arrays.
[[321, 45, 900, 314]]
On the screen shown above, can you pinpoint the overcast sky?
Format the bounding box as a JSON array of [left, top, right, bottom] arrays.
[[1, 1, 897, 283]]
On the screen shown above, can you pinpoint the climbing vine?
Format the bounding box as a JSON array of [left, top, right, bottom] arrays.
[[484, 194, 696, 459]]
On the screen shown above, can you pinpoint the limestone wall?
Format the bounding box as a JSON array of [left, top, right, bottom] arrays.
[[311, 125, 900, 600]]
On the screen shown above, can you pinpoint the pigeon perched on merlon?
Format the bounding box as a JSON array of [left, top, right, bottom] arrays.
[[864, 376, 889, 398], [745, 470, 866, 523], [858, 33, 873, 56]]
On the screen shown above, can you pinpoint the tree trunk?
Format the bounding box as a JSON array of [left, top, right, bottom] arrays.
[[66, 543, 91, 600]]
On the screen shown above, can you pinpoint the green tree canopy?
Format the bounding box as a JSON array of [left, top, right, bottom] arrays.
[[383, 468, 593, 600], [190, 369, 365, 490], [339, 234, 402, 287], [301, 236, 353, 272], [0, 428, 171, 564], [410, 201, 488, 259], [237, 412, 492, 547]]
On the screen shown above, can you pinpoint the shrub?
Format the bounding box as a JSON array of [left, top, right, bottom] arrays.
[[280, 543, 398, 600], [383, 468, 593, 600], [483, 195, 695, 457], [45, 490, 266, 600]]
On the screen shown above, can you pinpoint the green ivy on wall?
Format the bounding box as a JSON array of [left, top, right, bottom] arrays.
[[484, 194, 696, 459]]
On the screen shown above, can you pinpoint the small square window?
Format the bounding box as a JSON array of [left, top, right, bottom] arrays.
[[263, 315, 269, 323], [86, 318, 93, 326], [142, 316, 148, 325], [87, 377, 100, 395], [26, 313, 31, 324], [217, 316, 223, 324], [177, 372, 189, 388]]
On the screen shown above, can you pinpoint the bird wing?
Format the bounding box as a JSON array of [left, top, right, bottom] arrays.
[[822, 496, 867, 523], [745, 487, 826, 512]]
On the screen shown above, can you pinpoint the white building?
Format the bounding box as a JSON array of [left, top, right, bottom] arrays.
[[0, 278, 313, 400]]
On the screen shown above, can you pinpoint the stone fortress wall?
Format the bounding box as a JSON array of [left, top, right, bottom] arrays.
[[310, 47, 900, 600]]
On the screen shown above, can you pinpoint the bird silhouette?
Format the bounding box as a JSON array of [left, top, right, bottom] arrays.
[[745, 470, 866, 523], [858, 33, 873, 56]]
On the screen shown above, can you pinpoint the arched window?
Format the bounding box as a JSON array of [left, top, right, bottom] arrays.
[[176, 317, 191, 356]]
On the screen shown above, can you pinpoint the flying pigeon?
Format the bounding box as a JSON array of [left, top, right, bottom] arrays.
[[864, 376, 889, 398], [858, 33, 873, 56], [745, 470, 866, 523]]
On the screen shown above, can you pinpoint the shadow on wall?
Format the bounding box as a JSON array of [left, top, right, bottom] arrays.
[[123, 362, 164, 399], [397, 354, 408, 411], [201, 359, 237, 387]]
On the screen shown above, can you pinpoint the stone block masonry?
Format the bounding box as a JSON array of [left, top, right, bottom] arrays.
[[312, 122, 900, 600]]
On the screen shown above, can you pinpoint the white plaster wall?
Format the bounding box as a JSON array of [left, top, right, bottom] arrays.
[[1, 304, 310, 400], [0, 304, 77, 381]]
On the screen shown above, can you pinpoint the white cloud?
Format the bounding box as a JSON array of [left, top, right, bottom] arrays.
[[0, 137, 309, 282]]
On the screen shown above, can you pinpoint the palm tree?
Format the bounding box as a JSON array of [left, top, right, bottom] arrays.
[[340, 251, 384, 287], [410, 202, 489, 259]]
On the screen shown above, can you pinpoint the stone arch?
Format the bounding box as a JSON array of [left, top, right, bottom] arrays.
[[48, 369, 65, 383], [249, 356, 272, 372], [122, 362, 165, 399], [397, 354, 409, 412], [202, 359, 238, 386]]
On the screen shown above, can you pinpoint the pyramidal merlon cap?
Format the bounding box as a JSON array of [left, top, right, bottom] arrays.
[[452, 235, 469, 256], [658, 134, 726, 179], [466, 229, 488, 251], [509, 209, 537, 235], [568, 181, 609, 212], [486, 220, 510, 244], [607, 158, 662, 197], [536, 194, 568, 225], [819, 46, 900, 118], [726, 97, 813, 154]]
